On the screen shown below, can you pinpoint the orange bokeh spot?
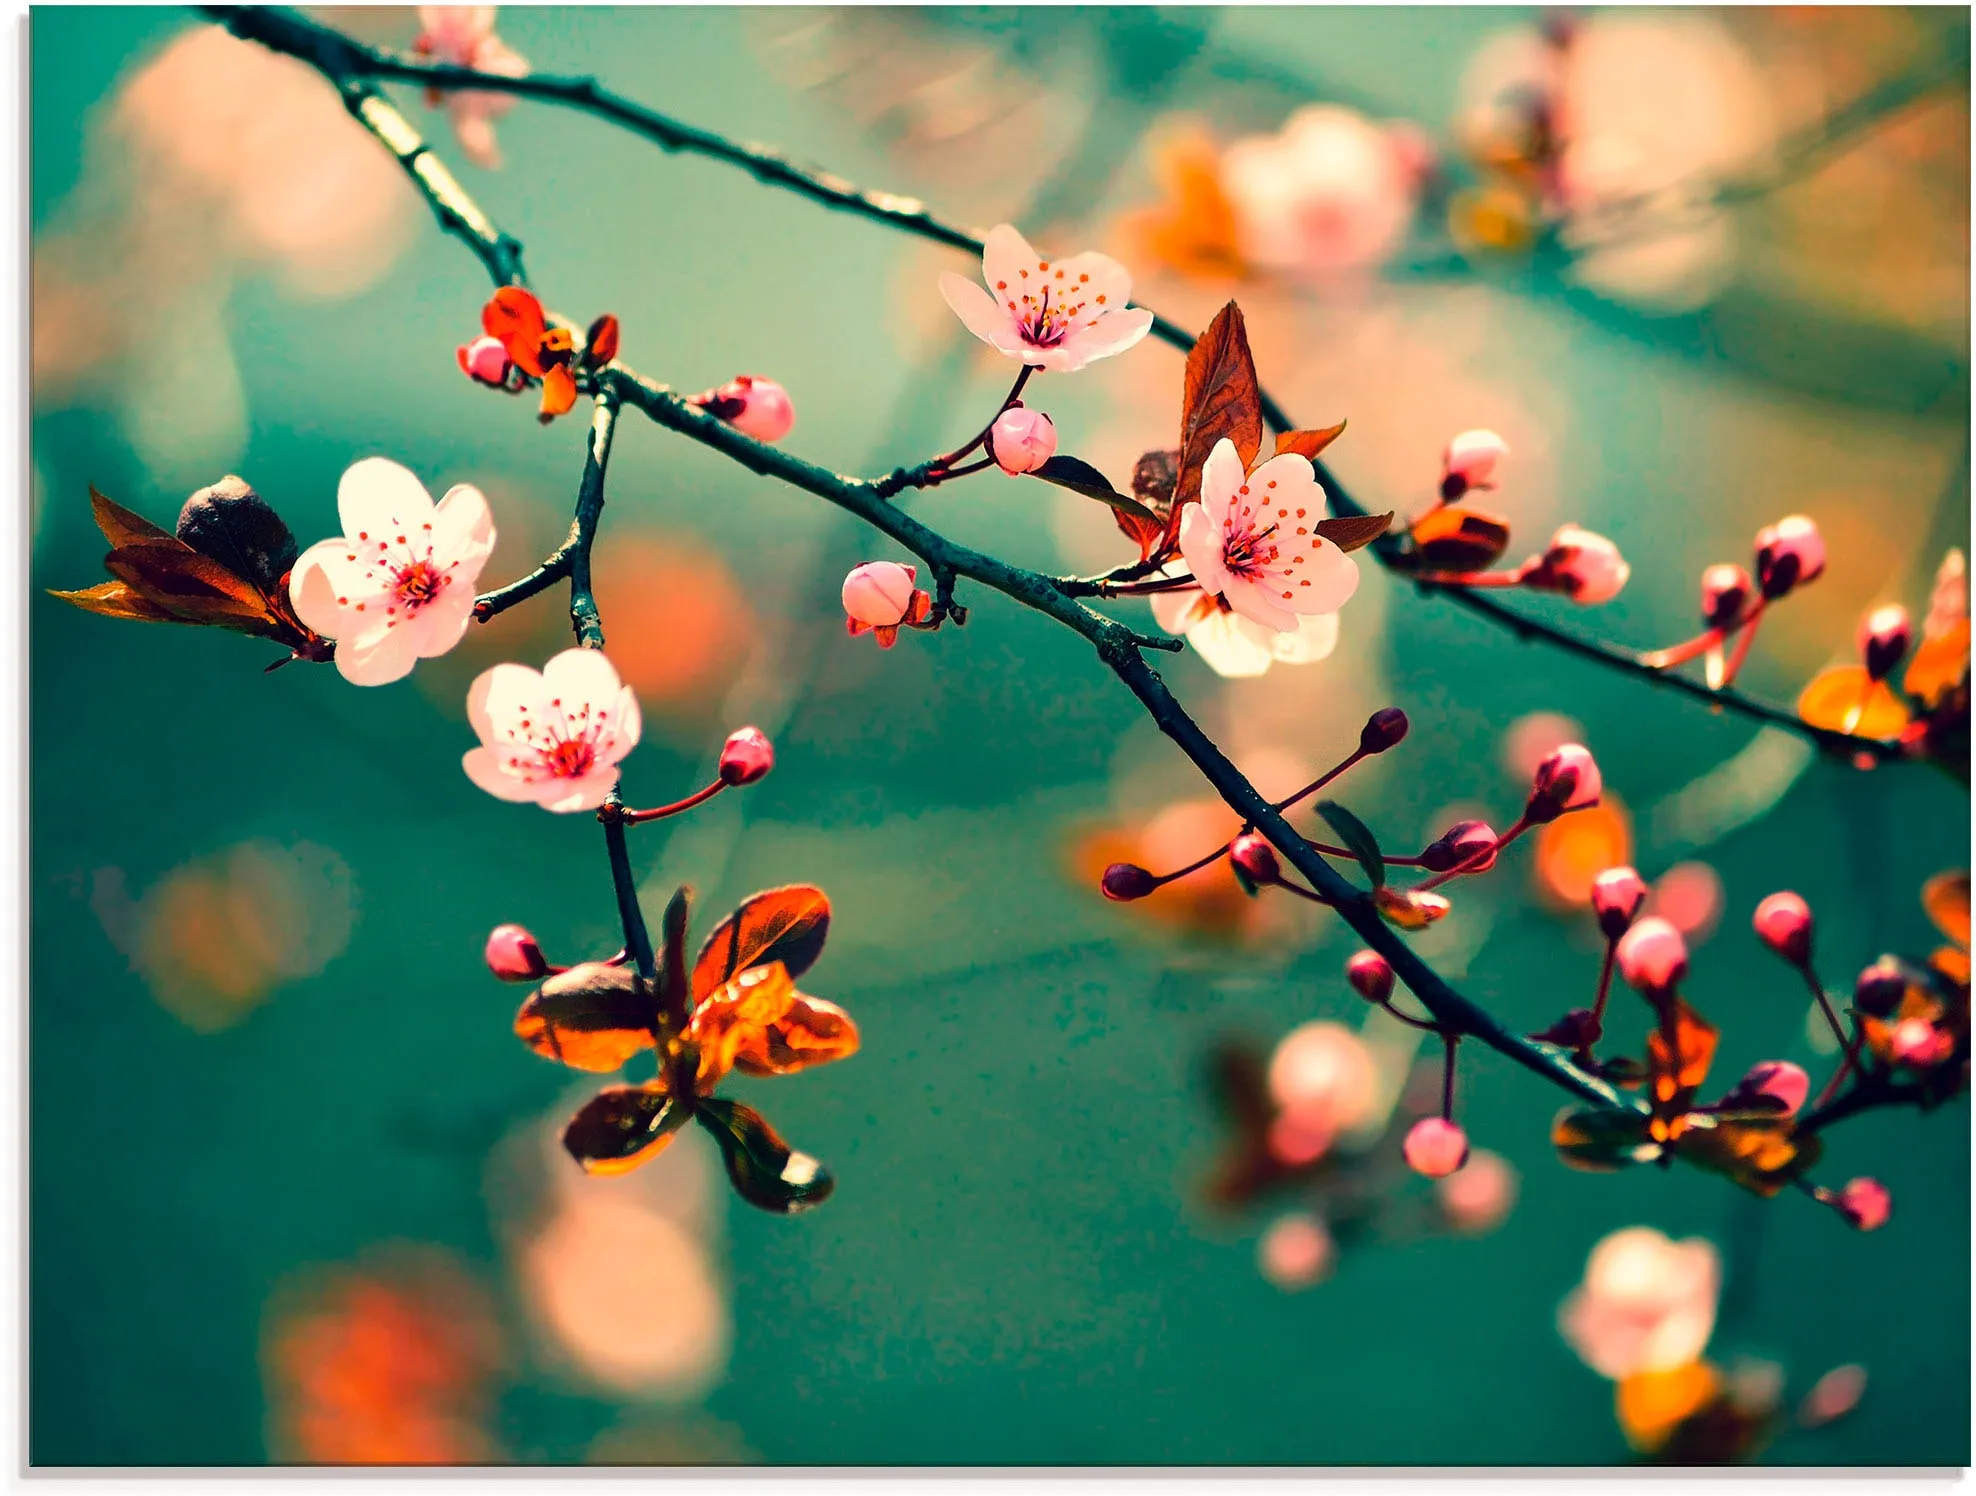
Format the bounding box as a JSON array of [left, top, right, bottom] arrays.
[[1532, 797, 1634, 910], [1616, 1361, 1723, 1453], [262, 1248, 503, 1464], [590, 535, 757, 717]]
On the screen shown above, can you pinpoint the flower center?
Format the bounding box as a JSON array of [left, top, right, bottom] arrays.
[[545, 737, 596, 778], [1223, 520, 1280, 580], [393, 559, 448, 610]]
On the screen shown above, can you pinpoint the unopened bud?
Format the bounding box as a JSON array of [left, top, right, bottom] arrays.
[[1420, 819, 1498, 874], [1229, 832, 1281, 888], [485, 923, 551, 982], [1616, 916, 1688, 992], [988, 407, 1057, 475], [1857, 604, 1913, 682], [1529, 525, 1630, 605], [693, 375, 795, 443], [1700, 563, 1754, 630], [1403, 1117, 1470, 1178], [842, 561, 919, 628], [1591, 866, 1648, 940], [1835, 1177, 1890, 1232], [457, 334, 512, 388], [1754, 515, 1826, 599], [1346, 950, 1395, 1005], [1752, 891, 1813, 966], [718, 726, 774, 786], [1360, 707, 1410, 754], [1440, 429, 1507, 500], [1722, 1059, 1810, 1117], [1526, 742, 1602, 823], [1853, 957, 1907, 1018], [1101, 862, 1159, 902]]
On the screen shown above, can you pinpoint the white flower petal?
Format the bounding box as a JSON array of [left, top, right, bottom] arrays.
[[939, 272, 1017, 350], [540, 646, 624, 706], [1200, 438, 1248, 525], [289, 542, 353, 638], [430, 483, 496, 570], [1186, 610, 1275, 678], [1262, 608, 1340, 664], [337, 457, 435, 542], [537, 768, 621, 814], [463, 744, 548, 802], [1178, 504, 1232, 597], [979, 223, 1041, 297], [334, 618, 423, 686], [407, 585, 477, 661], [467, 661, 552, 745], [1055, 307, 1154, 370], [1222, 575, 1301, 633]]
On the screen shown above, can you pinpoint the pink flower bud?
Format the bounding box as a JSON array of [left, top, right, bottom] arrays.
[[1798, 1364, 1868, 1429], [1889, 1017, 1952, 1068], [1229, 832, 1281, 887], [1532, 525, 1630, 605], [1854, 957, 1907, 1018], [1257, 1213, 1335, 1290], [1835, 1177, 1890, 1232], [1857, 604, 1913, 682], [1360, 707, 1410, 754], [1700, 563, 1755, 629], [1440, 429, 1507, 499], [1754, 515, 1826, 599], [1591, 866, 1649, 940], [694, 375, 795, 443], [1727, 1059, 1810, 1117], [1101, 862, 1159, 902], [457, 335, 511, 387], [1420, 819, 1498, 875], [1437, 1147, 1517, 1234], [1346, 950, 1394, 1005], [485, 923, 550, 982], [988, 406, 1057, 475], [1526, 742, 1602, 822], [1616, 916, 1688, 992], [1403, 1117, 1470, 1178], [842, 561, 919, 628], [718, 725, 774, 786], [1752, 891, 1813, 966]]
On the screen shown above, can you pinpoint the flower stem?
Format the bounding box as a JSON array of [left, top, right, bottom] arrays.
[[1441, 1032, 1460, 1120], [1590, 939, 1618, 1027], [1716, 602, 1767, 688], [599, 798, 657, 980], [929, 364, 1034, 472], [621, 778, 727, 824]]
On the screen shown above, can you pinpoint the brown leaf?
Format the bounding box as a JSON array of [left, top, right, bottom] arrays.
[[514, 962, 655, 1072], [47, 581, 188, 625], [1410, 504, 1512, 572], [693, 1097, 835, 1213], [562, 1084, 687, 1175], [691, 884, 830, 1002], [1274, 423, 1346, 462], [583, 313, 621, 368], [1173, 302, 1263, 518], [687, 962, 858, 1088], [88, 486, 176, 549], [1112, 506, 1168, 563], [103, 544, 282, 631], [1313, 512, 1393, 554], [1646, 1000, 1718, 1117]]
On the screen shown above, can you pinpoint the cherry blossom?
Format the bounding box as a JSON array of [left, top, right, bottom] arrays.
[[1265, 1021, 1378, 1165], [1177, 439, 1360, 635], [1558, 1226, 1720, 1381], [1149, 563, 1340, 678], [988, 407, 1056, 474], [1258, 1213, 1335, 1290], [938, 224, 1153, 372], [689, 376, 795, 443], [462, 648, 642, 813], [290, 457, 495, 686], [1219, 105, 1422, 278], [415, 7, 529, 170]]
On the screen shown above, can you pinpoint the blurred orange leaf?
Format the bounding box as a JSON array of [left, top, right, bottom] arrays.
[[1797, 665, 1910, 739], [1905, 618, 1970, 707], [1411, 503, 1511, 572]]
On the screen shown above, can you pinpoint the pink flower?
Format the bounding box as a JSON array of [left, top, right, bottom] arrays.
[[1149, 564, 1340, 678], [1753, 515, 1826, 599], [1558, 1226, 1720, 1380], [1402, 1118, 1470, 1178], [1178, 439, 1360, 634], [462, 648, 641, 813], [1836, 1177, 1891, 1232], [1529, 525, 1631, 604], [1752, 891, 1813, 966], [1616, 916, 1688, 992], [1722, 1059, 1810, 1117], [1437, 1148, 1518, 1233], [457, 334, 511, 387], [290, 457, 496, 686], [1257, 1213, 1335, 1290], [1525, 742, 1602, 822], [1220, 106, 1421, 277], [691, 376, 795, 443], [1889, 1017, 1953, 1068], [415, 7, 529, 170], [1441, 428, 1509, 498], [1857, 604, 1913, 682], [1591, 866, 1649, 939], [938, 223, 1154, 372], [988, 407, 1057, 475], [717, 726, 774, 786], [485, 923, 551, 982]]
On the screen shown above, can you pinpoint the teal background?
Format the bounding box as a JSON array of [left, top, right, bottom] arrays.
[[30, 5, 1972, 1467]]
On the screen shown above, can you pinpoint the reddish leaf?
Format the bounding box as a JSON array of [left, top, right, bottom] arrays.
[[1112, 505, 1168, 563], [1646, 1000, 1718, 1116], [1905, 619, 1970, 707], [562, 1084, 687, 1175], [582, 313, 620, 368], [1410, 504, 1512, 572], [686, 962, 859, 1087], [88, 485, 175, 549], [514, 961, 655, 1072], [1923, 870, 1970, 950], [1797, 666, 1910, 741], [1172, 302, 1263, 518], [483, 286, 548, 373], [690, 884, 830, 1002], [1314, 512, 1394, 554], [694, 1097, 835, 1213], [47, 581, 187, 625], [1674, 1114, 1815, 1198], [1274, 423, 1347, 462], [103, 545, 282, 631], [538, 364, 578, 422]]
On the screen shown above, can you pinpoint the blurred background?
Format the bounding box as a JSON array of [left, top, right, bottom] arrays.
[[29, 4, 1971, 1467]]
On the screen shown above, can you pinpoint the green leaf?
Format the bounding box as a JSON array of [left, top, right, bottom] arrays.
[[1316, 800, 1384, 888], [694, 1097, 836, 1214], [1031, 456, 1161, 527]]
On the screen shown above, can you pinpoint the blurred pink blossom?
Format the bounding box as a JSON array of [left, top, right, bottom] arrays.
[[1558, 1226, 1720, 1380], [1437, 1147, 1519, 1233], [1257, 1213, 1335, 1290], [1220, 105, 1422, 278], [416, 7, 529, 169]]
